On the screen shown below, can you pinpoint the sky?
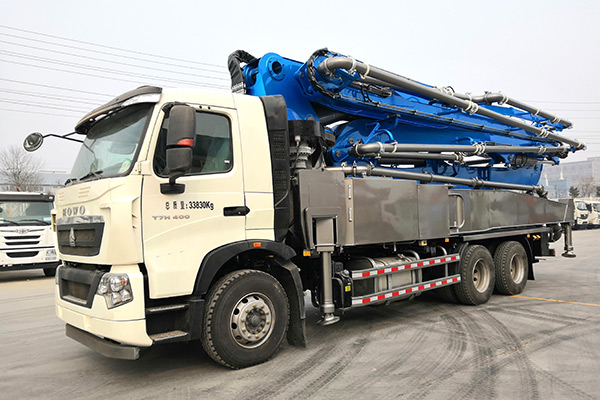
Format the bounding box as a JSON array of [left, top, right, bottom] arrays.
[[0, 0, 599, 174]]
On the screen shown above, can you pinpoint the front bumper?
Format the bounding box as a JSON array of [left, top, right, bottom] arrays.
[[0, 247, 58, 270], [66, 324, 141, 360], [56, 264, 153, 349]]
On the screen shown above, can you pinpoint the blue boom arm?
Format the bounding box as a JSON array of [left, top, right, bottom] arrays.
[[229, 49, 585, 188]]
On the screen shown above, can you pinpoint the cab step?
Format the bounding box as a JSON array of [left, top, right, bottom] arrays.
[[149, 330, 190, 344], [145, 303, 188, 315]]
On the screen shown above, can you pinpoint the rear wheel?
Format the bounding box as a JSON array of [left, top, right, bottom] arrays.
[[454, 245, 495, 305], [493, 241, 528, 295], [201, 270, 289, 369]]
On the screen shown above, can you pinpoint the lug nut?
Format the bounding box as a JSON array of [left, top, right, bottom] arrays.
[[242, 328, 246, 332]]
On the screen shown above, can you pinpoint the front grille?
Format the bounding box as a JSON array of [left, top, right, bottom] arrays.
[[7, 241, 41, 246], [63, 281, 91, 305], [4, 235, 41, 246], [7, 251, 38, 258], [58, 265, 105, 308], [56, 223, 104, 256], [5, 235, 40, 240]]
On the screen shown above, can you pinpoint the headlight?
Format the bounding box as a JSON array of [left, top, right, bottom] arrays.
[[97, 273, 133, 309]]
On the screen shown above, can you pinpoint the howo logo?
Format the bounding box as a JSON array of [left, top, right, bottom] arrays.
[[69, 228, 76, 247], [62, 206, 86, 217]]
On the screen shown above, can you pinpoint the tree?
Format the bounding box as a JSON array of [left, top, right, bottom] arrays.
[[0, 145, 44, 191], [578, 177, 596, 198], [568, 186, 580, 198]]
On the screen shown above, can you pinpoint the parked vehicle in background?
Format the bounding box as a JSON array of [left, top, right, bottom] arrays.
[[0, 192, 59, 276], [573, 200, 590, 229], [588, 201, 600, 228]]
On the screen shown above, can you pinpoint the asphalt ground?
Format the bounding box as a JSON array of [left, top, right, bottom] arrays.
[[1, 229, 599, 400]]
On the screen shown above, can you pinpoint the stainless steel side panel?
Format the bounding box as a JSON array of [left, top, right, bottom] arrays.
[[417, 185, 450, 239], [349, 178, 419, 245], [297, 169, 347, 249], [450, 189, 568, 233], [297, 170, 569, 248]]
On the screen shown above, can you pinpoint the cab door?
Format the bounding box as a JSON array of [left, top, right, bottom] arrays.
[[141, 105, 246, 298]]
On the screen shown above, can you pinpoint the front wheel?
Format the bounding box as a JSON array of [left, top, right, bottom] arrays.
[[454, 245, 495, 305], [201, 270, 289, 369]]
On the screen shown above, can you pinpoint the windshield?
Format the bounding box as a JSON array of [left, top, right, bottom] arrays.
[[575, 201, 587, 211], [0, 201, 52, 225], [69, 104, 152, 183]]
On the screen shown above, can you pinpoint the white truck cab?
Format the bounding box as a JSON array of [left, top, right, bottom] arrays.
[[0, 192, 58, 276], [574, 200, 590, 229]]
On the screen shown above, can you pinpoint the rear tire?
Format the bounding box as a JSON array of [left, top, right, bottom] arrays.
[[493, 241, 528, 295], [201, 270, 289, 369], [454, 245, 495, 305]]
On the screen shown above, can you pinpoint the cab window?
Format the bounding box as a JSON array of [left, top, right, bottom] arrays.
[[154, 111, 232, 176]]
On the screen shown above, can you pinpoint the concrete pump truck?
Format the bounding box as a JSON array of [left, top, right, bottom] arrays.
[[24, 49, 583, 368]]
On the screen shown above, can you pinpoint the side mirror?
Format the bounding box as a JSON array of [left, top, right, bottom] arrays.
[[23, 132, 44, 152], [161, 105, 196, 194]]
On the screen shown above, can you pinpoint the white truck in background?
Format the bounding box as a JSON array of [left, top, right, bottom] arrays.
[[584, 200, 600, 228], [0, 192, 59, 276]]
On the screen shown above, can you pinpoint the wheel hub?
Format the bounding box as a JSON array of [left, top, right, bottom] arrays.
[[472, 259, 490, 293], [230, 293, 274, 349]]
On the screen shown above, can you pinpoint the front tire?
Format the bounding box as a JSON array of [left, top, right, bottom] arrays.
[[493, 241, 528, 295], [454, 245, 495, 305], [201, 270, 289, 369]]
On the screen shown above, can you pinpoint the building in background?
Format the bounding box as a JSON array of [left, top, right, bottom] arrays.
[[542, 156, 600, 199], [0, 170, 68, 194]]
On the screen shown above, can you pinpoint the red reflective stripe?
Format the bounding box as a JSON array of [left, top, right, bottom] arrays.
[[442, 280, 447, 285], [377, 270, 385, 275], [362, 272, 370, 277], [392, 291, 399, 296], [441, 258, 447, 262], [406, 288, 413, 293], [451, 256, 457, 261], [177, 138, 194, 147], [452, 277, 458, 282], [429, 260, 436, 265], [431, 282, 437, 287], [418, 285, 425, 290], [363, 298, 371, 304], [392, 267, 399, 272], [417, 262, 424, 267]]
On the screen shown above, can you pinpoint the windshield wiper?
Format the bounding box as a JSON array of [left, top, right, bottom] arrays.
[[78, 169, 104, 182], [17, 218, 50, 225], [0, 218, 19, 226]]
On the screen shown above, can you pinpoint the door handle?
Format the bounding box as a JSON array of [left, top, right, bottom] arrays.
[[223, 206, 250, 216]]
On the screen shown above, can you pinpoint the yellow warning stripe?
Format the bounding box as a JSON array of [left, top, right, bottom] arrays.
[[512, 295, 600, 308]]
